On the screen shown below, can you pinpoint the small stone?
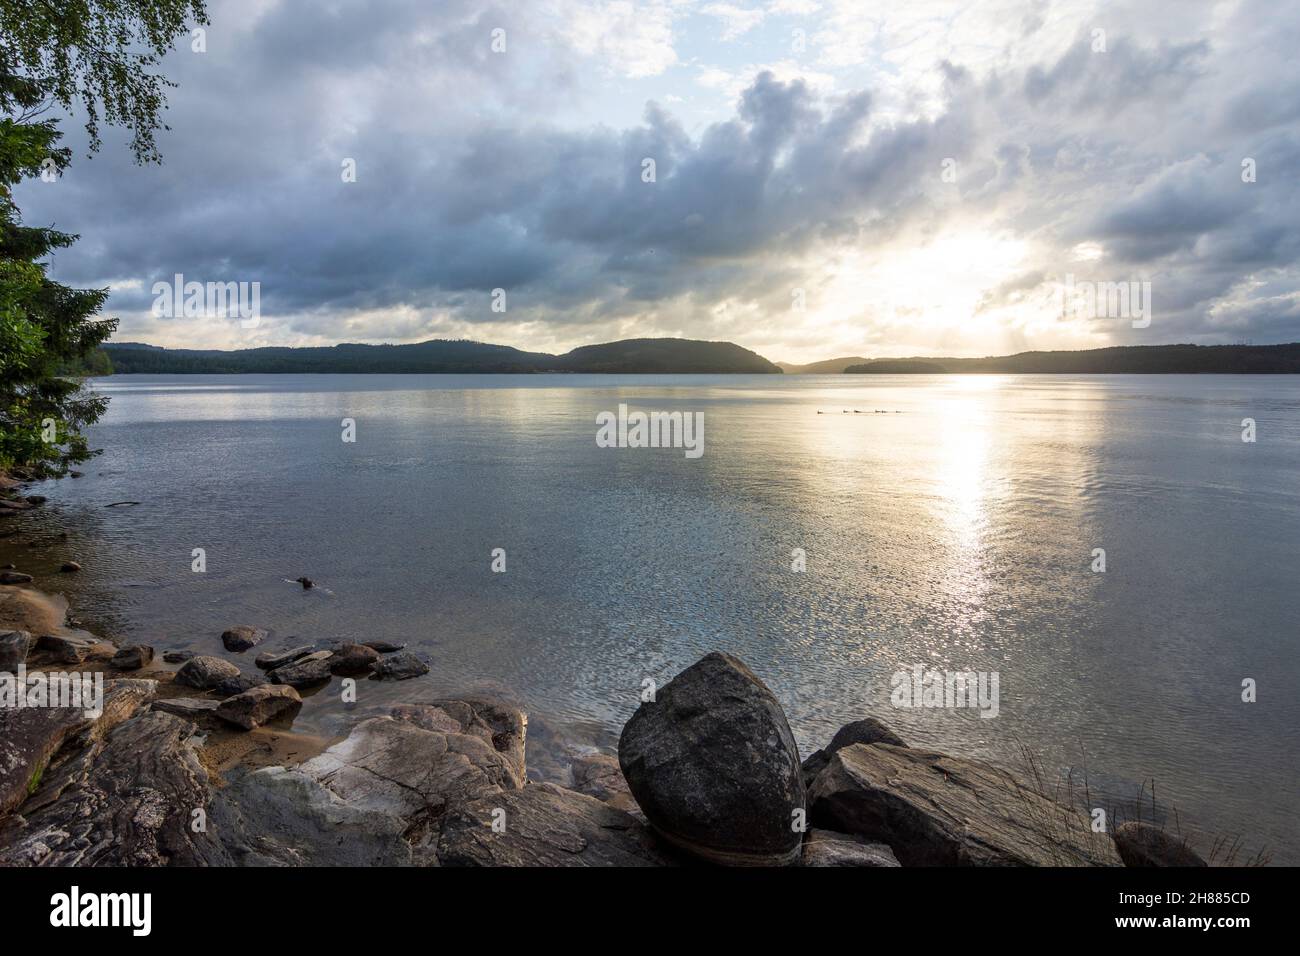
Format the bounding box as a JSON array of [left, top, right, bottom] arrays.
[[162, 650, 193, 664], [216, 684, 303, 730], [800, 830, 900, 867], [269, 652, 334, 688], [60, 561, 81, 573], [295, 576, 314, 589], [362, 640, 405, 653], [221, 626, 267, 653], [369, 652, 429, 681], [0, 571, 33, 585], [212, 673, 269, 697], [110, 644, 155, 670], [329, 643, 380, 676], [175, 655, 242, 690]]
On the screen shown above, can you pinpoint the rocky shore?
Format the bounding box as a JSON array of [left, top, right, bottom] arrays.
[[0, 481, 1212, 867]]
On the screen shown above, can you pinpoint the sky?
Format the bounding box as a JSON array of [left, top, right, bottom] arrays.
[[14, 0, 1300, 363]]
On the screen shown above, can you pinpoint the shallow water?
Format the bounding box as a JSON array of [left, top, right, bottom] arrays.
[[6, 372, 1298, 862]]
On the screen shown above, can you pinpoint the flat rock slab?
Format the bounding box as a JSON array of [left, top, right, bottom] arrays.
[[808, 744, 1123, 867], [800, 829, 900, 867], [152, 698, 221, 718], [0, 679, 157, 817], [437, 782, 674, 867], [255, 645, 314, 670], [391, 697, 527, 788], [0, 711, 230, 866], [802, 717, 907, 784], [216, 684, 302, 730]]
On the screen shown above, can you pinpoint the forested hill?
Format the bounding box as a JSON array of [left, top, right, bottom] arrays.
[[843, 344, 1300, 374], [102, 338, 783, 374]]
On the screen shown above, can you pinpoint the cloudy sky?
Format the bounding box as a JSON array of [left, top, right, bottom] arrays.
[[15, 0, 1300, 362]]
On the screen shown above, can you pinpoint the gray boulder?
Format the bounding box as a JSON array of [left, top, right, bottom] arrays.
[[800, 829, 900, 867], [221, 626, 267, 653], [215, 684, 303, 730], [437, 782, 673, 867], [618, 652, 806, 866], [808, 744, 1122, 866], [1113, 822, 1207, 867], [175, 655, 241, 690]]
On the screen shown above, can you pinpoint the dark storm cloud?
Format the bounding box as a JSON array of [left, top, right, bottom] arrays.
[[12, 0, 1300, 350]]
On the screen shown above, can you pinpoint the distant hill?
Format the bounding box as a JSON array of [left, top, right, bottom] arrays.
[[844, 344, 1300, 374], [778, 356, 873, 374], [103, 337, 783, 374]]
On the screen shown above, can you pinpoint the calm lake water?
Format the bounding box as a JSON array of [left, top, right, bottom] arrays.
[[7, 373, 1299, 862]]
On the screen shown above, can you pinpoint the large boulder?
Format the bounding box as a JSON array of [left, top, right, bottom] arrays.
[[1113, 822, 1207, 867], [174, 655, 241, 690], [808, 744, 1122, 866], [800, 829, 900, 867], [437, 783, 673, 867], [0, 679, 157, 817], [221, 626, 266, 653], [802, 717, 907, 784], [618, 652, 805, 866], [215, 684, 303, 730]]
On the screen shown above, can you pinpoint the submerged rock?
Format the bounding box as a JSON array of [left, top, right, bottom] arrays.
[[162, 649, 193, 664], [618, 652, 806, 866], [370, 651, 429, 681], [808, 744, 1122, 867], [800, 829, 900, 867], [216, 684, 302, 730], [221, 626, 267, 653], [175, 655, 242, 690], [437, 783, 673, 867], [59, 561, 81, 573], [0, 571, 34, 585], [362, 640, 405, 653], [1113, 822, 1207, 867]]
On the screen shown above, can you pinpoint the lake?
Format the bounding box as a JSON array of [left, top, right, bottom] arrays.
[[7, 373, 1298, 863]]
